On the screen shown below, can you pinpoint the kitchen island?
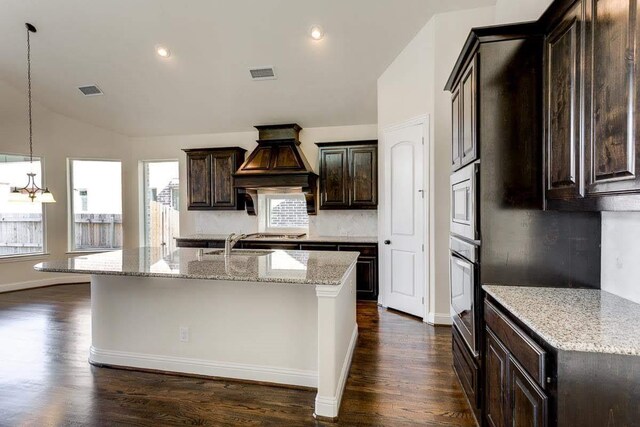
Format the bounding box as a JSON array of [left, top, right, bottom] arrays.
[[35, 247, 359, 420]]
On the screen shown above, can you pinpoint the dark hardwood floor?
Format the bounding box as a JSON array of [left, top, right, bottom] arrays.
[[0, 284, 475, 426]]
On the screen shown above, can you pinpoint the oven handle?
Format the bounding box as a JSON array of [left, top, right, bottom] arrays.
[[453, 257, 469, 269], [450, 249, 475, 265]]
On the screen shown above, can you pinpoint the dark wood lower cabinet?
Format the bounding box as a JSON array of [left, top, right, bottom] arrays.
[[354, 256, 376, 298], [484, 302, 549, 427], [452, 325, 480, 423], [486, 330, 509, 427], [484, 329, 548, 427], [484, 295, 640, 427], [175, 239, 379, 300], [509, 360, 547, 427]]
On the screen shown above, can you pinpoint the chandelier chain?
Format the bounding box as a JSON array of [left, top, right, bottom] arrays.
[[27, 25, 33, 164]]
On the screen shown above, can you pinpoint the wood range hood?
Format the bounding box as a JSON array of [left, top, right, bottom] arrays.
[[233, 124, 318, 215]]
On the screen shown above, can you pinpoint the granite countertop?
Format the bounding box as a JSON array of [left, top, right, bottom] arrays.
[[483, 285, 640, 356], [34, 248, 359, 286], [175, 234, 379, 244]]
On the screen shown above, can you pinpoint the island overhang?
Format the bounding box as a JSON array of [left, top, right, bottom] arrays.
[[35, 248, 359, 420]]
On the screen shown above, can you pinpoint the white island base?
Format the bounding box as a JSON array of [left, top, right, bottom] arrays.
[[89, 268, 357, 420]]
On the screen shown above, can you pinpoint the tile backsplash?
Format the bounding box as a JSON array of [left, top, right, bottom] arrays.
[[187, 209, 378, 237], [308, 210, 378, 237]]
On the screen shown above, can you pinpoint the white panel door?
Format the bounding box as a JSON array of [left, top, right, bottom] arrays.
[[382, 123, 425, 317]]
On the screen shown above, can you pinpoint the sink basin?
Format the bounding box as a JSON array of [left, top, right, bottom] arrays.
[[205, 249, 274, 256]]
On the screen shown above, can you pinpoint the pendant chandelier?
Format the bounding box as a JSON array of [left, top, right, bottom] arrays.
[[9, 23, 55, 203]]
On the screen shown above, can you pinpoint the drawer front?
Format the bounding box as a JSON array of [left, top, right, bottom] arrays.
[[241, 242, 300, 250], [299, 243, 339, 251], [485, 300, 546, 388], [450, 162, 478, 242], [452, 325, 479, 407], [175, 240, 209, 248], [337, 244, 377, 256]]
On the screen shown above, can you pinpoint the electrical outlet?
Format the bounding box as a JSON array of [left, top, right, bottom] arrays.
[[179, 326, 189, 342]]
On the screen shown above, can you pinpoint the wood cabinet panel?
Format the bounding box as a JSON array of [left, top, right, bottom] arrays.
[[545, 1, 584, 200], [544, 0, 640, 209], [452, 89, 462, 170], [355, 256, 377, 299], [586, 0, 640, 195], [337, 245, 377, 257], [485, 300, 546, 388], [486, 329, 508, 427], [186, 152, 212, 208], [319, 148, 349, 208], [211, 153, 235, 207], [452, 324, 480, 417], [338, 244, 378, 300], [317, 141, 378, 210], [508, 360, 548, 427], [349, 146, 377, 207], [184, 148, 246, 210], [461, 58, 478, 167]]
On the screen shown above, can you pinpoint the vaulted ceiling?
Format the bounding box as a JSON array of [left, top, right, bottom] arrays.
[[0, 0, 495, 137]]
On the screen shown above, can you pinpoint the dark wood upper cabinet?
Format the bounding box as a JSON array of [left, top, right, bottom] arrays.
[[183, 147, 246, 210], [318, 147, 349, 208], [452, 88, 462, 170], [461, 57, 478, 168], [316, 141, 378, 210], [585, 0, 640, 195], [544, 0, 584, 200], [543, 0, 640, 209], [349, 146, 378, 208], [451, 57, 478, 172], [185, 151, 212, 209]]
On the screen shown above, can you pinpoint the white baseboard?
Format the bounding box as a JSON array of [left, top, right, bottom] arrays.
[[0, 275, 91, 293], [89, 346, 318, 388], [426, 312, 453, 326], [314, 323, 359, 418]]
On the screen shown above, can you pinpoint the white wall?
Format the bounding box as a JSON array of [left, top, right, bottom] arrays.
[[494, 0, 552, 24], [601, 213, 640, 304], [378, 6, 495, 322]]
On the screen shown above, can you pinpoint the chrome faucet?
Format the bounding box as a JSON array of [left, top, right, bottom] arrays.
[[224, 233, 246, 256]]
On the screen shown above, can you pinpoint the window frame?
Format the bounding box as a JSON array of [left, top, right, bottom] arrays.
[[67, 157, 123, 253], [0, 151, 48, 260], [260, 193, 309, 234]]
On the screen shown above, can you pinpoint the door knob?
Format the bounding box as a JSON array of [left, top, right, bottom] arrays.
[[384, 240, 391, 245]]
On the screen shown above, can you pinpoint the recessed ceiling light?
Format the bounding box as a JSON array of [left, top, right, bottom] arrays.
[[156, 45, 171, 58], [309, 25, 324, 41]]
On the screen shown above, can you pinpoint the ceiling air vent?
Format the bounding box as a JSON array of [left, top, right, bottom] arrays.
[[249, 66, 277, 81], [78, 85, 103, 96]]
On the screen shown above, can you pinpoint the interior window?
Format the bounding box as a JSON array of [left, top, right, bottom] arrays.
[[260, 193, 309, 234]]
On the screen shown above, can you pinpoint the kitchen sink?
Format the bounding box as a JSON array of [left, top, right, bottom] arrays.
[[205, 249, 274, 256]]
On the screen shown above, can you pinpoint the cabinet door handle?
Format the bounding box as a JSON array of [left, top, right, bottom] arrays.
[[384, 240, 391, 245]]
